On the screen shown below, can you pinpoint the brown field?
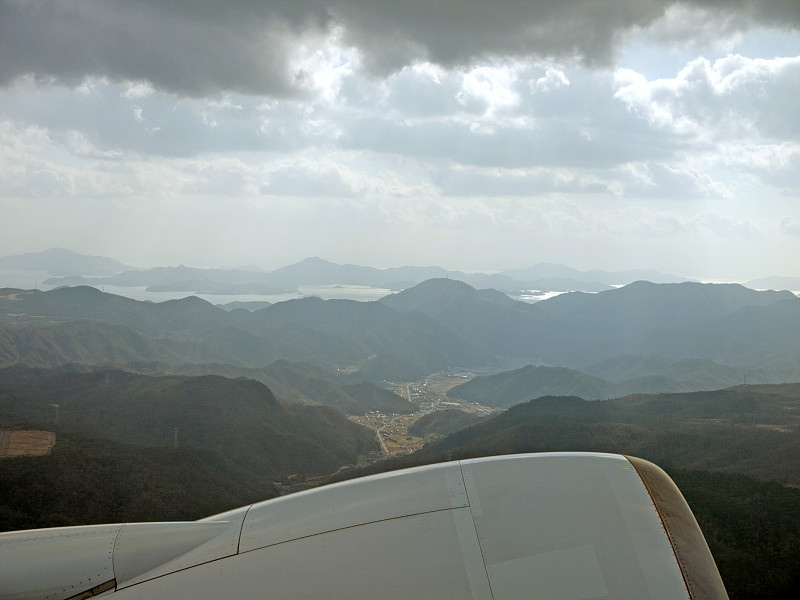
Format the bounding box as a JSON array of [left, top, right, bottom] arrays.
[[0, 291, 35, 301], [0, 430, 57, 457], [428, 375, 471, 396], [754, 423, 795, 433], [350, 413, 425, 457]]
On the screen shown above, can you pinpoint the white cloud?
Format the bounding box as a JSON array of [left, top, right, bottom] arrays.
[[262, 163, 363, 197], [532, 68, 570, 93], [781, 216, 800, 238], [614, 54, 800, 141], [616, 162, 731, 199], [121, 81, 155, 99]]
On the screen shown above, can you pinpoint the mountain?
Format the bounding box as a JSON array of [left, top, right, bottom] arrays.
[[145, 279, 286, 295], [580, 356, 772, 387], [0, 286, 488, 381], [635, 298, 800, 373], [263, 257, 521, 291], [0, 248, 132, 275], [0, 286, 211, 335], [379, 278, 558, 360], [217, 300, 273, 312], [262, 257, 387, 287], [448, 365, 623, 406], [243, 360, 416, 414], [0, 367, 378, 476], [535, 280, 793, 324], [501, 263, 689, 286], [745, 276, 800, 291], [0, 288, 289, 369], [254, 295, 490, 379], [3, 279, 798, 386], [512, 277, 613, 292], [412, 384, 800, 481], [0, 320, 211, 368], [269, 258, 689, 293], [407, 409, 483, 437], [445, 362, 780, 408], [0, 352, 414, 416], [0, 433, 279, 532], [379, 278, 800, 382], [531, 281, 798, 366], [6, 252, 702, 295], [31, 255, 698, 294], [44, 265, 293, 294]]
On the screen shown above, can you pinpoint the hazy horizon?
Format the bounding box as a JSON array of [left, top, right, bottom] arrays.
[[1, 247, 795, 288], [2, 1, 799, 281]]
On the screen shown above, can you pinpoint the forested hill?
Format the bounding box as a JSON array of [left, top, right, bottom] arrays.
[[380, 278, 800, 375], [0, 287, 489, 380], [417, 384, 800, 481], [0, 434, 278, 532], [446, 362, 780, 408], [0, 367, 377, 476], [2, 279, 799, 386], [118, 360, 415, 415]]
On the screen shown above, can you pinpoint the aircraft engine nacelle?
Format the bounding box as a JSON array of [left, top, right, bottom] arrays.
[[0, 453, 728, 599]]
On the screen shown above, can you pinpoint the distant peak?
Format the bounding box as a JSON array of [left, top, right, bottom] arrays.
[[300, 256, 335, 265], [42, 247, 79, 255], [414, 278, 476, 291]]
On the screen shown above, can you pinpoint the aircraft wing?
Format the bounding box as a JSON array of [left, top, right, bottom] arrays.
[[0, 452, 728, 599]]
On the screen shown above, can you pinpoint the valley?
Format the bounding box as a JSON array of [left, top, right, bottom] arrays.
[[351, 373, 496, 457]]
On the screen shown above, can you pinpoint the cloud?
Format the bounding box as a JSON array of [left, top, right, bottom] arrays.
[[614, 54, 800, 141], [615, 207, 696, 237], [0, 0, 332, 97], [262, 163, 363, 197], [0, 78, 322, 156], [1, 62, 671, 171], [781, 216, 800, 237], [2, 0, 798, 97], [434, 166, 614, 197], [697, 211, 761, 239], [616, 162, 731, 199]]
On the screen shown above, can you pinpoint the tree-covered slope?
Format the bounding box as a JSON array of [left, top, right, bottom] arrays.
[[0, 434, 277, 532], [0, 367, 378, 476], [408, 409, 483, 437]]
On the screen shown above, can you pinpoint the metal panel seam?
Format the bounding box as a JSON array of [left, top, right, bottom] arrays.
[[235, 504, 254, 555], [458, 461, 496, 600], [109, 524, 125, 591], [240, 506, 464, 555]]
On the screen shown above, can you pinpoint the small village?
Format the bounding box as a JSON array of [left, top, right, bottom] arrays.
[[349, 373, 495, 458]]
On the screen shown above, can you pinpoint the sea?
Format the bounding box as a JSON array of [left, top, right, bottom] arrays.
[[7, 269, 758, 307], [0, 269, 401, 306]]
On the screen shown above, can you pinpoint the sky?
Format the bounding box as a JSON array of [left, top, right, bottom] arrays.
[[1, 0, 799, 280]]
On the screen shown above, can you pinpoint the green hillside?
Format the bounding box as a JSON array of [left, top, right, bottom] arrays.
[[0, 286, 488, 380], [0, 434, 277, 532], [408, 409, 483, 437], [418, 385, 800, 481], [126, 360, 416, 414], [0, 367, 378, 476], [448, 365, 620, 406], [446, 362, 788, 408], [379, 279, 800, 374]]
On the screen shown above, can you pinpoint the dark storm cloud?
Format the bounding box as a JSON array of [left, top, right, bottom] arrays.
[[0, 0, 331, 96], [2, 0, 798, 96]]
